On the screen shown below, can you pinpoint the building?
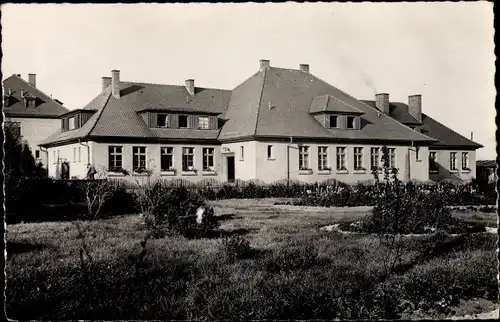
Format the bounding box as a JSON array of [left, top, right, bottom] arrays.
[[476, 160, 496, 183], [3, 74, 69, 166], [39, 60, 482, 184]]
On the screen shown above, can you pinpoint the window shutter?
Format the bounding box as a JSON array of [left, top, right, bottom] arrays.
[[151, 113, 157, 128], [325, 114, 330, 128], [167, 114, 171, 127], [75, 114, 80, 129]]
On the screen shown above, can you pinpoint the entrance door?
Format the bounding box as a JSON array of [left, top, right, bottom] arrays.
[[227, 156, 235, 183]]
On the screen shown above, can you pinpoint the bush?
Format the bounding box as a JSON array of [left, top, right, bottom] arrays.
[[138, 185, 219, 239], [222, 236, 254, 259]]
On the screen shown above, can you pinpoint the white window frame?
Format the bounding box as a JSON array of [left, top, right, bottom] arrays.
[[108, 146, 123, 171], [182, 147, 195, 171], [336, 147, 347, 171], [240, 146, 244, 160], [388, 148, 396, 169], [267, 145, 274, 160], [370, 147, 381, 171], [53, 150, 56, 164], [133, 146, 147, 172], [161, 147, 174, 171], [203, 148, 215, 171], [354, 147, 364, 171], [298, 146, 310, 170], [68, 116, 75, 131], [450, 152, 457, 171], [462, 152, 469, 170], [198, 116, 210, 130], [318, 146, 329, 171]]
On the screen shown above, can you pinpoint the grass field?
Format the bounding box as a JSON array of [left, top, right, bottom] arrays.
[[6, 198, 498, 320]]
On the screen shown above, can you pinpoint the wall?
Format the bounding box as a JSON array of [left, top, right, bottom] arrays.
[[91, 142, 222, 183], [253, 141, 429, 184], [7, 117, 61, 166], [429, 149, 477, 182], [46, 142, 91, 179], [220, 141, 257, 181]]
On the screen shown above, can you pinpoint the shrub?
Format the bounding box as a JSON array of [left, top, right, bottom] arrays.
[[222, 236, 254, 259], [137, 184, 219, 239]]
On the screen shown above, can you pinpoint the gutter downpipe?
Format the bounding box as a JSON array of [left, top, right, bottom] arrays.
[[287, 136, 293, 186]]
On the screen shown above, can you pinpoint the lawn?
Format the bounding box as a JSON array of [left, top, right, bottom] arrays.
[[6, 198, 498, 320]]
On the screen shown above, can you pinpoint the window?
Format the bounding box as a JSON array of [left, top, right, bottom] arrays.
[[35, 150, 40, 159], [299, 146, 310, 170], [450, 152, 457, 171], [354, 147, 364, 170], [347, 117, 355, 129], [462, 152, 469, 170], [240, 146, 244, 160], [182, 147, 195, 171], [370, 147, 380, 170], [416, 147, 421, 161], [73, 148, 76, 162], [429, 151, 438, 172], [179, 115, 189, 128], [78, 147, 81, 162], [336, 147, 347, 171], [68, 117, 75, 130], [133, 147, 147, 172], [388, 148, 396, 168], [161, 147, 174, 171], [157, 114, 168, 128], [203, 148, 215, 171], [53, 150, 56, 164], [329, 115, 338, 128], [198, 116, 209, 129], [57, 150, 60, 164], [267, 145, 274, 159], [108, 146, 123, 171], [318, 146, 329, 171]]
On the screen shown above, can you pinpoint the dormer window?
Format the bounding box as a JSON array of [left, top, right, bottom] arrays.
[[157, 114, 169, 128], [329, 115, 338, 128], [198, 116, 209, 129], [347, 116, 355, 129], [179, 115, 189, 128]]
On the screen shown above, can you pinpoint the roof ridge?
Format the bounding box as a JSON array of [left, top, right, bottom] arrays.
[[121, 80, 231, 92], [254, 69, 267, 136], [87, 90, 112, 137]]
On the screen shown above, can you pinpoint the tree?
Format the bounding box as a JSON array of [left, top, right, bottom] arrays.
[[81, 166, 115, 220]]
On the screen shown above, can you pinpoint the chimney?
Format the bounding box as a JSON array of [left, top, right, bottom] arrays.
[[102, 76, 112, 93], [260, 59, 270, 71], [299, 64, 310, 73], [470, 132, 474, 141], [111, 70, 120, 98], [16, 74, 21, 78], [28, 74, 36, 87], [408, 94, 422, 123], [375, 93, 390, 115], [185, 79, 195, 96]]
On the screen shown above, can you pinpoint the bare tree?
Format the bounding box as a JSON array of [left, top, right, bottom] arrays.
[[82, 165, 115, 220]]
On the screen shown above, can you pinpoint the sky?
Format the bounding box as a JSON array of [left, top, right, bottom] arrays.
[[1, 2, 495, 159]]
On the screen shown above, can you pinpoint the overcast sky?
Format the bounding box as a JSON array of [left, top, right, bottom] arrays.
[[2, 2, 495, 159]]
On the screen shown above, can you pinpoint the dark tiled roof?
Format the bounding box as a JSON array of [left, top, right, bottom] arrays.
[[310, 94, 364, 114], [220, 67, 437, 143], [40, 81, 231, 146], [421, 114, 483, 148], [361, 100, 421, 125], [3, 74, 69, 117], [477, 160, 496, 168]]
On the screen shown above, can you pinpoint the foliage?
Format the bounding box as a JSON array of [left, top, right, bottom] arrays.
[[135, 183, 219, 239], [222, 236, 254, 260]]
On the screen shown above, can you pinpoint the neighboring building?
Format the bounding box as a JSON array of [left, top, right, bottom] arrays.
[[39, 60, 481, 184], [476, 160, 496, 183], [3, 74, 69, 166], [361, 97, 483, 182]]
